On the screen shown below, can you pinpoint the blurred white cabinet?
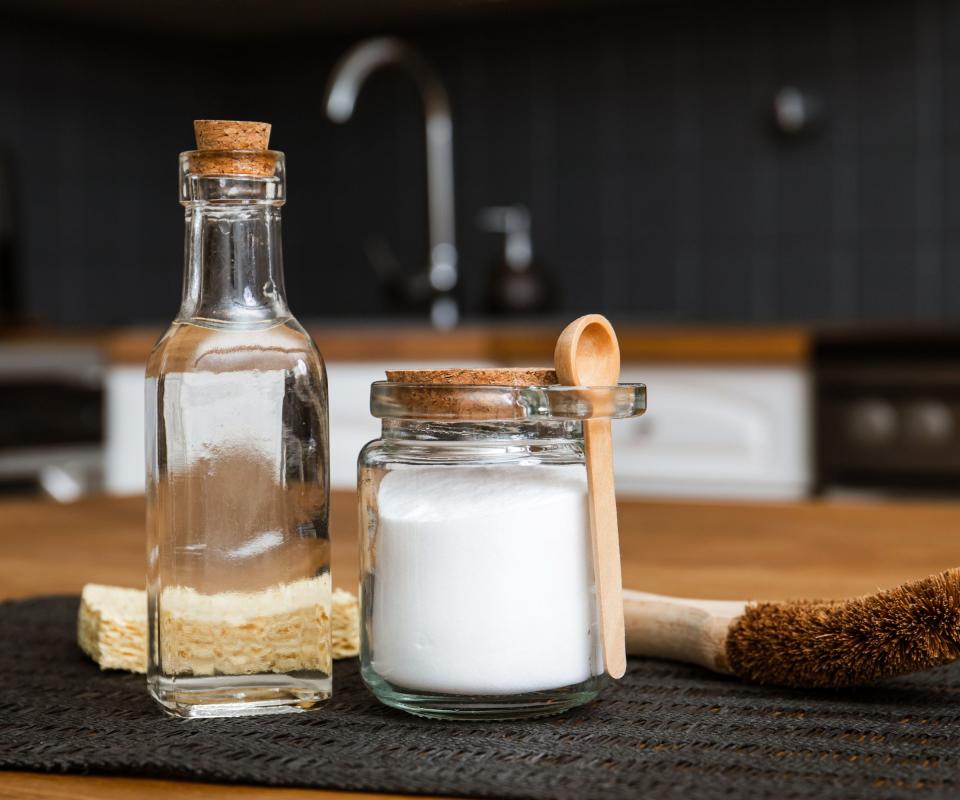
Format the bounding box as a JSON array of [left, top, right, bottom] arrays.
[[615, 365, 811, 499], [103, 360, 491, 496], [104, 365, 147, 495], [326, 361, 492, 488], [105, 360, 810, 500]]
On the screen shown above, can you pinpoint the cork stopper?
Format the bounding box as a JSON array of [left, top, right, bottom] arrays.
[[382, 367, 557, 419], [195, 120, 271, 151], [189, 120, 276, 177]]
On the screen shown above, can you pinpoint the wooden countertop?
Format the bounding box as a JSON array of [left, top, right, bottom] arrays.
[[17, 320, 960, 369], [4, 491, 960, 798], [99, 323, 810, 366]]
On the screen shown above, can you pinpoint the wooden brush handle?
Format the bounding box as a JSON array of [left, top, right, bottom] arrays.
[[623, 590, 746, 674]]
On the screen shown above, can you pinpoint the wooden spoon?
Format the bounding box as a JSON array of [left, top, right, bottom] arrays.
[[554, 314, 626, 679]]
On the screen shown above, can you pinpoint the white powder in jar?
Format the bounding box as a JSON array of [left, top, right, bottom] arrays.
[[371, 464, 601, 695]]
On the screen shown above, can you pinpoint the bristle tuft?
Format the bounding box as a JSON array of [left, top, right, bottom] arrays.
[[726, 569, 960, 688]]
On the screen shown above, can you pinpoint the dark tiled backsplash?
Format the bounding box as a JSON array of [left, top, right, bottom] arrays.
[[0, 0, 954, 325]]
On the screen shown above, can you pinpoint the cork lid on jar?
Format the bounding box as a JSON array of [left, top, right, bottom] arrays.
[[371, 367, 644, 421], [185, 120, 278, 177], [375, 367, 557, 420], [385, 368, 558, 386]]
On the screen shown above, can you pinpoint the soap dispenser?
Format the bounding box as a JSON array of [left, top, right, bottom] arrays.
[[478, 205, 553, 315]]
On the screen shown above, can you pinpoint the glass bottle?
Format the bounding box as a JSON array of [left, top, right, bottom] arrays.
[[146, 121, 331, 718], [357, 370, 646, 719]]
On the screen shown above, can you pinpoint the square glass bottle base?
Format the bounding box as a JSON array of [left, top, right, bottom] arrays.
[[362, 669, 602, 720], [149, 672, 331, 718]]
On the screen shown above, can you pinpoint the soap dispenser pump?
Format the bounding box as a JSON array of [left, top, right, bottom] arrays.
[[478, 205, 552, 315]]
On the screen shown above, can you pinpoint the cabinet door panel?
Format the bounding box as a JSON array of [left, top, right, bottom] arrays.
[[615, 365, 811, 500]]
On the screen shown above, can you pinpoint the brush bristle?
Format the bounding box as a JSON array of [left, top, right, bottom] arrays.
[[726, 569, 960, 688]]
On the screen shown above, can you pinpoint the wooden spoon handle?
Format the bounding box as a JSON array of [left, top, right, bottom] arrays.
[[584, 417, 626, 679]]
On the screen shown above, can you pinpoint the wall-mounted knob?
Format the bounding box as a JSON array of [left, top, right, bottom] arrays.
[[903, 401, 954, 446], [846, 399, 898, 446], [772, 86, 823, 136]]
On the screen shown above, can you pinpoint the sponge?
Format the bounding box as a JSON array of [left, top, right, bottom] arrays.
[[78, 584, 148, 672], [78, 582, 359, 674]]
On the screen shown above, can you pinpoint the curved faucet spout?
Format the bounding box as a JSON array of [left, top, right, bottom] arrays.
[[325, 37, 458, 328]]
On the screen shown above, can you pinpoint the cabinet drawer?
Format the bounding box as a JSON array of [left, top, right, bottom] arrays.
[[614, 365, 811, 499]]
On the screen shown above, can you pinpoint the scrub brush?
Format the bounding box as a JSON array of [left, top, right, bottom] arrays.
[[624, 569, 960, 688]]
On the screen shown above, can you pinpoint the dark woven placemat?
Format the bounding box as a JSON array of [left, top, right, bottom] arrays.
[[2, 596, 960, 799]]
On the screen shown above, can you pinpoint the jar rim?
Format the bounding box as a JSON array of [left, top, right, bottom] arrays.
[[369, 381, 647, 421]]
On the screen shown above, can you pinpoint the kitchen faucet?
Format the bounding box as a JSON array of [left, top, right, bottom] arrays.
[[325, 37, 459, 329]]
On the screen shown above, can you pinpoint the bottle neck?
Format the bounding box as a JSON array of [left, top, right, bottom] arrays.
[[179, 203, 289, 324]]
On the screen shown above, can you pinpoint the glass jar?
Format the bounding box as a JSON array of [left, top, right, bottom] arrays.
[[146, 129, 330, 718], [358, 369, 646, 719]]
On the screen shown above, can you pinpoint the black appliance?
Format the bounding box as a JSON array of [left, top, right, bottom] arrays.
[[0, 343, 102, 495], [0, 149, 20, 324], [816, 328, 960, 494]]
